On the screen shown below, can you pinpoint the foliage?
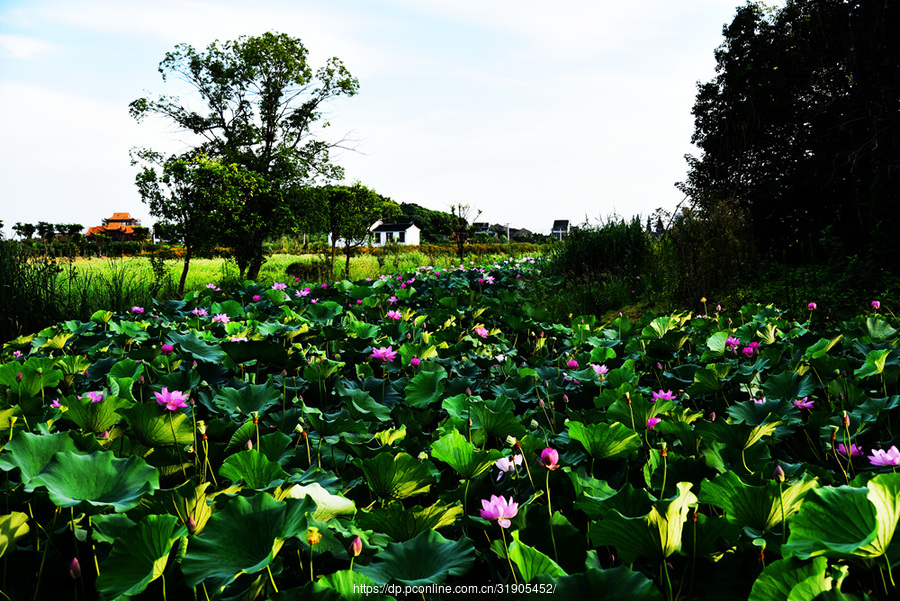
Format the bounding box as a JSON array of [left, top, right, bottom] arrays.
[[397, 203, 455, 242], [681, 0, 900, 266], [0, 242, 62, 343], [449, 204, 481, 263], [130, 31, 359, 280]]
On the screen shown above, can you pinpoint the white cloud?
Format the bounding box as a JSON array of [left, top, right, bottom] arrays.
[[0, 33, 55, 59]]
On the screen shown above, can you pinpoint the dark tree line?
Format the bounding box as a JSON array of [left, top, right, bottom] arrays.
[[680, 0, 900, 266]]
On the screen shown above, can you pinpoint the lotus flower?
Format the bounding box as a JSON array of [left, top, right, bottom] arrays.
[[480, 495, 519, 528], [591, 363, 609, 376], [495, 454, 523, 480], [869, 446, 900, 467], [386, 310, 402, 320], [349, 536, 362, 557], [473, 326, 489, 338], [837, 442, 862, 457], [81, 391, 104, 403], [646, 417, 662, 430], [371, 346, 397, 363], [808, 302, 817, 311], [161, 344, 175, 355], [271, 282, 287, 290], [538, 448, 559, 470], [567, 359, 578, 369], [652, 390, 676, 402], [155, 387, 189, 411], [793, 397, 814, 409], [212, 313, 230, 323]]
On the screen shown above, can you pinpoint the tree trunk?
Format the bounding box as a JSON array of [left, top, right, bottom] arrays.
[[178, 245, 192, 296], [344, 246, 352, 278]]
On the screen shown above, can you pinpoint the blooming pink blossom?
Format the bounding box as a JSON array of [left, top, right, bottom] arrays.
[[252, 295, 261, 302], [538, 448, 559, 470], [131, 306, 145, 315], [473, 326, 489, 339], [206, 283, 221, 291], [161, 344, 174, 355], [742, 342, 760, 357], [646, 417, 662, 430], [725, 336, 740, 352], [652, 390, 676, 402], [495, 454, 523, 480], [752, 396, 767, 404], [212, 314, 230, 323], [192, 307, 208, 317], [837, 442, 862, 457], [50, 398, 61, 408], [388, 296, 398, 304], [793, 397, 815, 409], [371, 346, 397, 363], [155, 387, 189, 411], [410, 357, 421, 367], [271, 282, 287, 291], [297, 287, 311, 297], [12, 350, 22, 358], [869, 446, 900, 467], [567, 359, 578, 369], [81, 391, 104, 403], [808, 302, 817, 311], [591, 363, 609, 376], [872, 300, 881, 310], [386, 310, 402, 321], [480, 495, 519, 528]]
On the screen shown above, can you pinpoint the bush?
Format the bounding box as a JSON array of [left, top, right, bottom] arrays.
[[285, 258, 331, 284], [0, 242, 62, 342]]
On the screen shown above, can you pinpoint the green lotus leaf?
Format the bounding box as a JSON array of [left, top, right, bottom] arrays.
[[508, 530, 567, 582], [304, 358, 346, 384], [181, 492, 317, 590], [119, 402, 194, 447], [361, 452, 434, 500], [31, 451, 159, 512], [305, 301, 344, 323], [61, 393, 132, 434], [213, 383, 282, 416], [339, 387, 392, 422], [748, 556, 832, 601], [357, 501, 463, 542], [523, 566, 663, 601], [139, 481, 213, 534], [762, 371, 816, 402], [0, 512, 29, 557], [866, 317, 899, 343], [358, 529, 474, 587], [567, 421, 641, 461], [686, 365, 725, 396], [590, 482, 698, 562], [315, 570, 390, 601], [95, 514, 187, 599], [222, 340, 291, 367], [303, 407, 368, 438], [220, 450, 290, 490], [109, 358, 144, 380], [430, 429, 503, 480], [284, 482, 356, 522], [404, 366, 447, 408], [165, 331, 225, 363], [782, 474, 900, 560], [0, 430, 78, 491], [374, 426, 407, 447], [700, 471, 818, 531], [470, 397, 526, 440]]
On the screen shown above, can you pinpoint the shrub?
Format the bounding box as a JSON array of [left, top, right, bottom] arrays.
[[0, 241, 62, 342], [285, 258, 331, 284]]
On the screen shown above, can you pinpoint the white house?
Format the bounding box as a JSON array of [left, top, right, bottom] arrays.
[[369, 221, 420, 247]]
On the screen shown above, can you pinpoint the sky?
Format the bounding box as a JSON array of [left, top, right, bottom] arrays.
[[0, 0, 775, 238]]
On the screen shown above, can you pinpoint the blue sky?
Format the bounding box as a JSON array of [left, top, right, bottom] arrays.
[[0, 0, 776, 237]]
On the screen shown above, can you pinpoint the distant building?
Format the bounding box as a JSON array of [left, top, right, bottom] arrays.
[[86, 212, 142, 241], [370, 221, 420, 246], [550, 219, 570, 240]]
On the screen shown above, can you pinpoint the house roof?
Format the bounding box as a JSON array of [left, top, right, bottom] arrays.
[[551, 220, 570, 230], [372, 221, 417, 232], [109, 212, 134, 221]]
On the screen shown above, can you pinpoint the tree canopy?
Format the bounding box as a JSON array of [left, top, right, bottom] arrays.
[[130, 32, 359, 279], [680, 0, 900, 264]]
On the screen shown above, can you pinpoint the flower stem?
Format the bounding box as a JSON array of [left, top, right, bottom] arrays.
[[500, 528, 518, 584], [546, 470, 558, 562]]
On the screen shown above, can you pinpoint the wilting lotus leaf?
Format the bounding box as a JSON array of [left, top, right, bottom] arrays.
[[748, 556, 832, 601], [508, 530, 567, 583], [0, 430, 78, 491], [590, 482, 698, 562], [0, 512, 30, 557], [120, 402, 194, 447], [782, 474, 900, 560], [404, 367, 447, 408], [181, 492, 317, 590], [361, 452, 434, 500], [357, 501, 463, 541], [358, 529, 474, 587], [219, 450, 289, 490], [567, 421, 641, 461], [700, 471, 818, 532], [285, 482, 356, 522], [430, 429, 503, 480], [95, 514, 187, 599], [523, 566, 663, 601], [30, 450, 159, 512]]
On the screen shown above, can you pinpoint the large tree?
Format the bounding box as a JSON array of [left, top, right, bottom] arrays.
[[680, 0, 900, 264], [130, 32, 359, 280], [134, 152, 261, 294]]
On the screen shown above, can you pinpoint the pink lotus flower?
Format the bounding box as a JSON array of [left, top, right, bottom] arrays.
[[793, 397, 814, 409], [350, 536, 363, 557], [155, 387, 189, 411], [567, 359, 578, 369], [646, 417, 662, 430], [206, 283, 221, 291], [81, 391, 104, 403], [808, 302, 817, 311], [131, 306, 145, 315], [371, 346, 397, 363], [872, 300, 881, 310], [591, 363, 609, 376], [837, 442, 862, 457], [12, 350, 22, 358], [538, 448, 559, 470], [50, 398, 61, 408], [742, 342, 760, 357], [410, 357, 421, 367], [212, 313, 230, 323], [869, 446, 900, 467], [69, 557, 81, 579], [495, 454, 523, 480], [473, 326, 489, 339], [271, 282, 287, 291], [480, 495, 519, 528], [652, 390, 676, 402], [192, 307, 208, 317], [297, 287, 311, 297], [725, 336, 740, 352], [386, 310, 402, 321], [752, 396, 767, 404], [252, 295, 261, 302], [161, 344, 175, 355]]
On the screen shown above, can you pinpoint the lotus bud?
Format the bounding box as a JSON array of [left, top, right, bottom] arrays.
[[841, 412, 850, 427], [350, 536, 362, 557], [506, 436, 518, 447], [563, 395, 569, 404], [417, 451, 428, 461], [530, 419, 539, 429], [307, 527, 322, 546], [244, 439, 253, 451], [710, 412, 716, 422], [15, 372, 22, 383], [187, 516, 197, 534], [466, 388, 472, 396], [774, 465, 785, 483], [69, 557, 81, 579], [539, 399, 545, 409]]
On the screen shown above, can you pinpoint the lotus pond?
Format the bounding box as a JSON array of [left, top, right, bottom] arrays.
[[1, 258, 899, 600]]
